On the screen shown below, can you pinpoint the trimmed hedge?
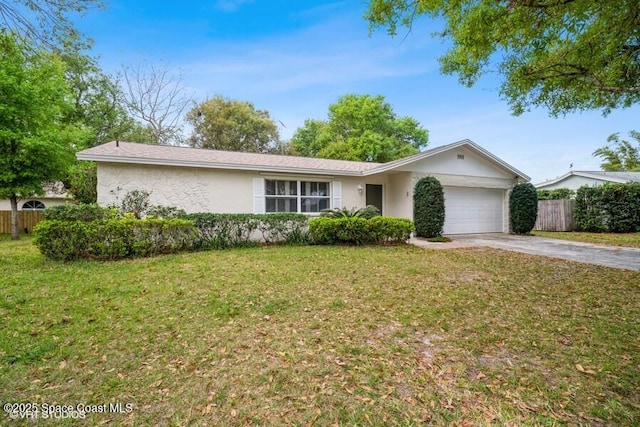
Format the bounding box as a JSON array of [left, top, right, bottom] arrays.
[[369, 216, 414, 243], [510, 183, 538, 234], [33, 218, 199, 261], [575, 183, 640, 232], [185, 213, 309, 249], [44, 203, 118, 221], [309, 216, 413, 245], [413, 176, 445, 238]]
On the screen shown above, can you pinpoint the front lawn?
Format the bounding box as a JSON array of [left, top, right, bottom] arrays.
[[533, 230, 640, 248], [1, 237, 639, 425]]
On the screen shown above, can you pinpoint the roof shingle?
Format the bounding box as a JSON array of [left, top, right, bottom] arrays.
[[78, 141, 381, 175]]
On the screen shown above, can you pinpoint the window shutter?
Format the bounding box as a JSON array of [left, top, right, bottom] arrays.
[[253, 177, 265, 213], [331, 181, 342, 209]]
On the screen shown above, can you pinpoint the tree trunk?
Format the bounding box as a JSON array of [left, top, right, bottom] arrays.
[[9, 194, 20, 241]]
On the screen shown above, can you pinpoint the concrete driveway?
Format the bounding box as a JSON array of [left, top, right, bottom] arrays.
[[411, 234, 640, 272]]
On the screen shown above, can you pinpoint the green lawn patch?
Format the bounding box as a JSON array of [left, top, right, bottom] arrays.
[[1, 236, 638, 425], [533, 230, 640, 248]]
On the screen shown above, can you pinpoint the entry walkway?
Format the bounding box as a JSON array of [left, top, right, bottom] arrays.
[[410, 234, 640, 272]]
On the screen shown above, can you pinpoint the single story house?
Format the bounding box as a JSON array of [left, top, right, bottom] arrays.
[[535, 171, 640, 191], [0, 182, 69, 211], [77, 139, 530, 234]]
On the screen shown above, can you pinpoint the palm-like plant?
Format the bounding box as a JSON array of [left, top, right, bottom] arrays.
[[320, 205, 381, 219]]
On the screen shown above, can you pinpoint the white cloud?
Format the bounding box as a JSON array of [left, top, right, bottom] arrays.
[[179, 8, 439, 100]]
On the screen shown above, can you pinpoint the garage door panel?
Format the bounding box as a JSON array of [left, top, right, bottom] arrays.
[[443, 187, 504, 234]]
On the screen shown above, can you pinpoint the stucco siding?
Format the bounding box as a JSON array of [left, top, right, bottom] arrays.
[[339, 176, 393, 212], [98, 163, 255, 213], [386, 173, 413, 219], [97, 163, 388, 214], [397, 146, 513, 179], [411, 173, 515, 190]]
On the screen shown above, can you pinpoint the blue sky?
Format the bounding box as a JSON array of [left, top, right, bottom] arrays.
[[73, 0, 638, 183]]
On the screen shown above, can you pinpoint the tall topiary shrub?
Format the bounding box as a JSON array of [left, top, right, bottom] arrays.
[[510, 183, 538, 234], [413, 176, 445, 238]]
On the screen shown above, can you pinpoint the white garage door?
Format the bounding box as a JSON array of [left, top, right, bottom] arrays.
[[443, 187, 505, 234]]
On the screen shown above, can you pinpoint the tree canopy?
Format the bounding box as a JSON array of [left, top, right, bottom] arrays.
[[593, 131, 640, 172], [0, 33, 86, 239], [291, 94, 428, 162], [61, 46, 153, 147], [0, 0, 103, 47], [186, 95, 280, 153], [365, 0, 640, 116]]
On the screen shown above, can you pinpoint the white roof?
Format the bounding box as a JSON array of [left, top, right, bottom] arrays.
[[535, 170, 640, 188]]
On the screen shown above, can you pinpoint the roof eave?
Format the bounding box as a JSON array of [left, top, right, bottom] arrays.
[[534, 171, 630, 187], [363, 139, 531, 181], [76, 153, 367, 177]]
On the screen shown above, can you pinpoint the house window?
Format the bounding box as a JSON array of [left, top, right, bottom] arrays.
[[22, 200, 46, 210], [265, 180, 330, 213], [301, 181, 330, 213]]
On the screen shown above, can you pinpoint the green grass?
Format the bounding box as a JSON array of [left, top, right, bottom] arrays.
[[1, 236, 639, 425], [533, 230, 640, 248]]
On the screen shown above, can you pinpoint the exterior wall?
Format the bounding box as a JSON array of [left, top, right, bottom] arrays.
[[385, 172, 413, 219], [536, 176, 609, 191], [0, 198, 68, 211], [97, 162, 388, 214], [94, 145, 523, 231], [98, 163, 255, 213], [397, 145, 514, 179]]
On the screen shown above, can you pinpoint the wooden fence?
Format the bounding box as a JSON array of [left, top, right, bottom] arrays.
[[534, 199, 575, 231], [0, 211, 45, 234]]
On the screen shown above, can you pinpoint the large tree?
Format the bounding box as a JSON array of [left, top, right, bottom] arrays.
[[593, 131, 640, 172], [0, 33, 85, 239], [186, 95, 280, 153], [61, 46, 153, 147], [60, 46, 155, 204], [121, 62, 192, 145], [365, 0, 640, 116], [0, 0, 103, 47], [291, 94, 428, 162]]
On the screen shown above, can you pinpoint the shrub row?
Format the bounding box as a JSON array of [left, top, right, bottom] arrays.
[[575, 183, 640, 232], [309, 216, 414, 245], [44, 203, 118, 221], [185, 213, 309, 249], [36, 205, 413, 259], [33, 219, 199, 261]]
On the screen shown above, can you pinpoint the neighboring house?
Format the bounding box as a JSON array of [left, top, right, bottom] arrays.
[[77, 139, 530, 234], [0, 182, 70, 211], [535, 171, 640, 191]]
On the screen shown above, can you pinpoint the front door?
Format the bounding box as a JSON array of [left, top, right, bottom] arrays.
[[366, 184, 383, 215]]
